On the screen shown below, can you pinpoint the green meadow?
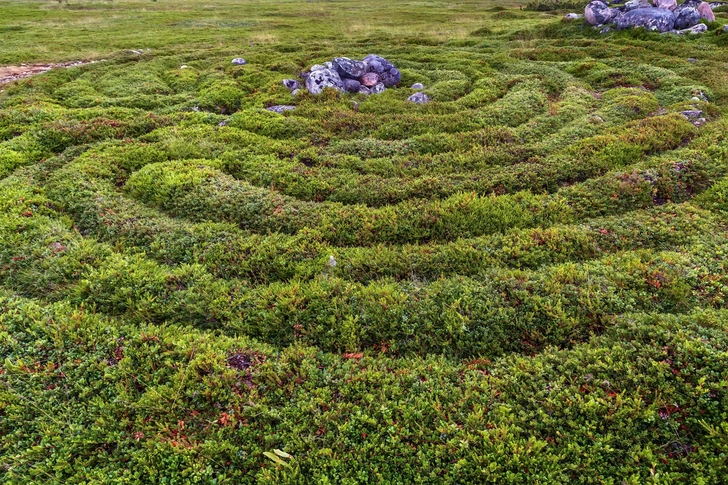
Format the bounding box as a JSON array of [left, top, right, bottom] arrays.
[[2, 0, 728, 482]]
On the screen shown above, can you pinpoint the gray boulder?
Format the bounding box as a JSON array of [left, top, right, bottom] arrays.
[[333, 57, 367, 80], [381, 68, 401, 88], [305, 69, 345, 95], [617, 7, 675, 30], [407, 92, 431, 104], [363, 54, 395, 73], [673, 7, 701, 28], [343, 78, 362, 93], [585, 1, 614, 24]]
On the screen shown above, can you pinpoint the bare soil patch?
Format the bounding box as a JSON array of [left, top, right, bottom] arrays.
[[0, 60, 95, 86]]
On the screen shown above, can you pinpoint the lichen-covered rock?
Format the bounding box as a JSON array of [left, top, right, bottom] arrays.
[[654, 0, 677, 9], [697, 1, 715, 20], [666, 22, 709, 33], [673, 7, 701, 28], [282, 79, 299, 91], [407, 92, 431, 104], [371, 83, 386, 94], [585, 1, 613, 25], [343, 78, 362, 93], [617, 7, 675, 30], [333, 57, 367, 80], [363, 54, 395, 73], [381, 68, 401, 88], [305, 69, 344, 95], [360, 72, 380, 87], [310, 64, 327, 72]]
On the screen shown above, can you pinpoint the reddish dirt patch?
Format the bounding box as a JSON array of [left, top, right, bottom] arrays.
[[0, 61, 96, 86]]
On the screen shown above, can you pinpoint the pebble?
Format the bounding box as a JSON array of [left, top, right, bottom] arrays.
[[266, 105, 296, 113], [407, 92, 431, 104]]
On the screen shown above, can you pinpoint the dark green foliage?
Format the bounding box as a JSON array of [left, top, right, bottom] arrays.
[[3, 0, 728, 481]]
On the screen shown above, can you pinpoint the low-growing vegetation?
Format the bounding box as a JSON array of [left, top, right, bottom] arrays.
[[2, 0, 728, 482]]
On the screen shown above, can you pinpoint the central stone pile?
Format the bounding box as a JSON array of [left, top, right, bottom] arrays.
[[300, 55, 401, 95]]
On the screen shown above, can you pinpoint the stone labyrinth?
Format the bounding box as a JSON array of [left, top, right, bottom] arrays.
[[2, 43, 720, 356]]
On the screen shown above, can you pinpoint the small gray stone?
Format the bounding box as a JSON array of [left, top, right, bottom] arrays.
[[688, 57, 698, 62], [564, 12, 583, 19], [324, 61, 333, 69], [231, 58, 247, 65], [601, 26, 613, 33], [673, 7, 701, 29], [624, 0, 641, 10], [291, 89, 300, 96], [411, 83, 425, 90], [343, 78, 362, 93], [333, 57, 367, 79], [282, 79, 300, 91], [617, 7, 675, 31], [681, 109, 703, 118], [357, 86, 371, 95], [370, 83, 386, 94], [266, 105, 296, 113], [724, 24, 728, 31], [305, 69, 345, 95], [407, 92, 431, 104]]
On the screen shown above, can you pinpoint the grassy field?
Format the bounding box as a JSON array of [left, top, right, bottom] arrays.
[[2, 0, 728, 482]]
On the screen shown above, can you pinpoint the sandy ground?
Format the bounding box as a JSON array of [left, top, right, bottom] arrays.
[[0, 60, 96, 86]]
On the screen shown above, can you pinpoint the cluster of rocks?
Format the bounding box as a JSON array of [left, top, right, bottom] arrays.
[[232, 55, 432, 113], [276, 55, 431, 104], [288, 55, 403, 96], [570, 0, 720, 33]]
